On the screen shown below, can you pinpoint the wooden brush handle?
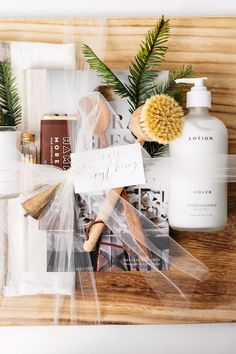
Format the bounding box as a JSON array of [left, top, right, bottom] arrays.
[[121, 190, 150, 259], [98, 133, 109, 149], [83, 187, 123, 252], [83, 105, 148, 252], [83, 138, 144, 252]]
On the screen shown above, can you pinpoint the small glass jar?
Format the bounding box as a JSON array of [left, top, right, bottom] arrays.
[[21, 132, 37, 164]]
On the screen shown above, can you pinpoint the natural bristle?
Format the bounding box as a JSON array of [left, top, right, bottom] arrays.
[[139, 94, 184, 144]]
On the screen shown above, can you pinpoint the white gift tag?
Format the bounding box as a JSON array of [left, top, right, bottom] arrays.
[[71, 144, 145, 193]]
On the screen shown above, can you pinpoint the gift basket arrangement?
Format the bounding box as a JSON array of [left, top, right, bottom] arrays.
[[0, 16, 235, 325]]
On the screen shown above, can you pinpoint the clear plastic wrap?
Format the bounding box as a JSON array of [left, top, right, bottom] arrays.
[[0, 19, 107, 325], [0, 18, 235, 326]]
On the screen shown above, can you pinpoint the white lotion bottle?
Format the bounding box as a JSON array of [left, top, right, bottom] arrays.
[[168, 77, 228, 232]]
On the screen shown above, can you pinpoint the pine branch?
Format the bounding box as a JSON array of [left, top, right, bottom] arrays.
[[82, 20, 192, 158], [82, 44, 133, 100], [127, 16, 170, 111], [143, 141, 167, 157], [153, 65, 193, 104], [0, 61, 21, 127], [168, 91, 185, 106]]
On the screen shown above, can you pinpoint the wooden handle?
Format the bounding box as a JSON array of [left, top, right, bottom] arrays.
[[83, 187, 123, 252], [122, 190, 150, 259], [83, 138, 145, 252], [83, 222, 106, 252], [98, 133, 109, 149], [83, 106, 147, 252]]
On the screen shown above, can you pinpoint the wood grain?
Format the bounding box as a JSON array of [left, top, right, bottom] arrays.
[[0, 17, 236, 325], [0, 17, 235, 152]]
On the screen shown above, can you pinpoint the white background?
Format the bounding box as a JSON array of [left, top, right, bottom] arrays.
[[0, 0, 236, 353]]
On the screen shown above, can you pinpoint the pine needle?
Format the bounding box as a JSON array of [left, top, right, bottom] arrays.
[[83, 17, 170, 113], [154, 65, 193, 105], [83, 18, 192, 157], [143, 141, 167, 157], [128, 16, 170, 111], [82, 44, 133, 100], [0, 61, 21, 127]]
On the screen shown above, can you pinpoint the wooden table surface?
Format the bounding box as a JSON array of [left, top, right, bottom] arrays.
[[0, 17, 235, 325]]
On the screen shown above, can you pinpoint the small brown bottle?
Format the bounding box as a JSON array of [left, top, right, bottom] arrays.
[[21, 132, 37, 164]]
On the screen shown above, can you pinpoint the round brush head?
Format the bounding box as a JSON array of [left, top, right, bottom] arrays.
[[139, 94, 184, 144]]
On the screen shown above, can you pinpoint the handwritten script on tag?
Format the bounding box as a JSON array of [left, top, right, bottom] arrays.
[[71, 144, 145, 193]]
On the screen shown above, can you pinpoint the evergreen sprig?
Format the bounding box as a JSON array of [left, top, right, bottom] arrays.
[[143, 141, 167, 157], [83, 17, 192, 156], [0, 61, 21, 127], [83, 17, 170, 114], [82, 45, 132, 100], [127, 16, 169, 112], [154, 65, 193, 105]]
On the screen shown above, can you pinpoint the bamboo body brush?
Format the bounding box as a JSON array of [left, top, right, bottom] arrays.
[[135, 94, 184, 144]]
